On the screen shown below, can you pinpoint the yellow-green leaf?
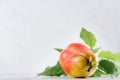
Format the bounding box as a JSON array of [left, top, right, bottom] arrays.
[[80, 28, 96, 49], [99, 51, 120, 62]]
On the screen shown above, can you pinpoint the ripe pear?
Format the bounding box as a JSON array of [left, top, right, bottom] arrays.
[[59, 43, 97, 78]]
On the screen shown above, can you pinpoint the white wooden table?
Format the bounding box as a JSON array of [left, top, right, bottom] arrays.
[[0, 75, 119, 80]]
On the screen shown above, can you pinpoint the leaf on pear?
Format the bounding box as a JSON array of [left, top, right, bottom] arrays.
[[37, 61, 66, 76], [98, 59, 119, 76], [91, 47, 101, 53], [91, 68, 106, 77], [54, 48, 63, 52], [80, 28, 96, 49], [99, 51, 120, 62]]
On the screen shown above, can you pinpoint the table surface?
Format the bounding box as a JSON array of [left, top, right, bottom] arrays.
[[0, 75, 120, 80]]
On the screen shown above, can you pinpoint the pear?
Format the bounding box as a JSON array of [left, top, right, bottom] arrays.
[[59, 43, 97, 78]]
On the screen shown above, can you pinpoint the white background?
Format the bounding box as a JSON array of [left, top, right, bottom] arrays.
[[0, 0, 120, 76]]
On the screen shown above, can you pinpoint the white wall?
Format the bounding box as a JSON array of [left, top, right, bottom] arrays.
[[0, 0, 120, 76]]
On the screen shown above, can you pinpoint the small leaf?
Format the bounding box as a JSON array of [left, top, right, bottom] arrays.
[[91, 47, 101, 53], [37, 61, 66, 76], [91, 68, 106, 77], [99, 51, 120, 62], [54, 48, 63, 52], [80, 28, 96, 49], [92, 59, 119, 77], [98, 59, 118, 76]]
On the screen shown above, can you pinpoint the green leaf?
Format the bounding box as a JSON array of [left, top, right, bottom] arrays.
[[54, 48, 63, 52], [99, 51, 120, 62], [91, 68, 106, 77], [92, 59, 119, 77], [98, 59, 118, 76], [80, 28, 96, 49], [91, 47, 101, 53], [37, 61, 66, 76]]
